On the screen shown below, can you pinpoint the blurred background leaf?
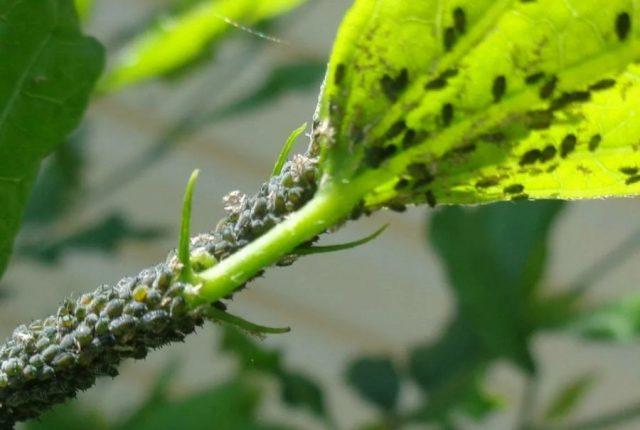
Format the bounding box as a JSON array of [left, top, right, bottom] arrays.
[[346, 357, 400, 412], [0, 0, 104, 282], [17, 213, 164, 264], [101, 0, 310, 92], [544, 374, 595, 422]]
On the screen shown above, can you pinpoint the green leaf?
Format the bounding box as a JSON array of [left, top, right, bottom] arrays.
[[18, 213, 164, 264], [293, 224, 387, 256], [429, 201, 564, 370], [273, 123, 307, 177], [0, 0, 104, 280], [279, 371, 327, 419], [316, 1, 640, 208], [220, 327, 328, 421], [221, 326, 282, 374], [73, 0, 94, 21], [114, 379, 266, 430], [346, 357, 400, 411], [26, 402, 107, 430], [101, 0, 309, 92], [569, 293, 640, 342], [545, 374, 595, 421], [179, 169, 200, 274], [23, 132, 85, 226]]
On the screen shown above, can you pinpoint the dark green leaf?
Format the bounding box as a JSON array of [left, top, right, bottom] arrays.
[[429, 200, 564, 370], [280, 371, 326, 419], [0, 0, 104, 280], [26, 402, 107, 430], [221, 326, 282, 374], [409, 318, 486, 394], [23, 131, 86, 226], [115, 379, 266, 430], [346, 357, 400, 411], [18, 213, 164, 264]]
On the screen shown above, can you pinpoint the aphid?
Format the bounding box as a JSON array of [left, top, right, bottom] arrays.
[[540, 145, 557, 162], [619, 167, 638, 175], [525, 72, 545, 85], [103, 299, 125, 319], [626, 175, 640, 185], [386, 120, 407, 139], [109, 316, 138, 338], [476, 177, 500, 188], [560, 134, 577, 158], [550, 91, 590, 111], [504, 184, 525, 194], [41, 345, 60, 362], [142, 310, 170, 333], [380, 68, 409, 101], [443, 27, 457, 51], [616, 12, 631, 41], [453, 7, 466, 34], [589, 79, 616, 91], [403, 129, 417, 148], [589, 134, 602, 152], [539, 75, 558, 99], [51, 353, 75, 369], [519, 149, 542, 166], [441, 103, 454, 127], [492, 75, 507, 102]]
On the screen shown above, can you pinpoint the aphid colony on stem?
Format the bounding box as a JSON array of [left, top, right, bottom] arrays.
[[0, 152, 320, 428]]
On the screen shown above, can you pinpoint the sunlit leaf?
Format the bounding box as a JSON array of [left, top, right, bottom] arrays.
[[316, 1, 640, 209], [0, 0, 104, 281], [102, 0, 309, 91], [545, 374, 595, 421], [74, 0, 94, 21]]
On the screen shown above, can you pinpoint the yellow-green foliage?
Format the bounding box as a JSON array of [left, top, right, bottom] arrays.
[[318, 0, 640, 206]]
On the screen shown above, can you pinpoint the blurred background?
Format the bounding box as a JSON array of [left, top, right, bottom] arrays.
[[3, 0, 640, 429]]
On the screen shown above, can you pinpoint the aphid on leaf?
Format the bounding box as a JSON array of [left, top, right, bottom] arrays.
[[616, 12, 631, 41]]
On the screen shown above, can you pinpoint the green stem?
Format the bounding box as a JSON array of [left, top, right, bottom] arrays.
[[185, 180, 367, 306]]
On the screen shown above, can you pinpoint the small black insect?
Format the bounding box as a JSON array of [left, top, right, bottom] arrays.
[[525, 72, 545, 85], [493, 75, 507, 102], [589, 79, 616, 91], [616, 12, 631, 41], [441, 103, 454, 127], [519, 149, 542, 166], [504, 184, 525, 194], [540, 145, 557, 162], [589, 134, 602, 152], [381, 69, 409, 101], [453, 7, 467, 34], [620, 167, 639, 175], [540, 75, 558, 99], [444, 27, 457, 51], [560, 134, 577, 158]]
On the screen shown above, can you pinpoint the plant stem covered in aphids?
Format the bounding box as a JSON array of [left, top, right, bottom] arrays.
[[0, 152, 320, 428]]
